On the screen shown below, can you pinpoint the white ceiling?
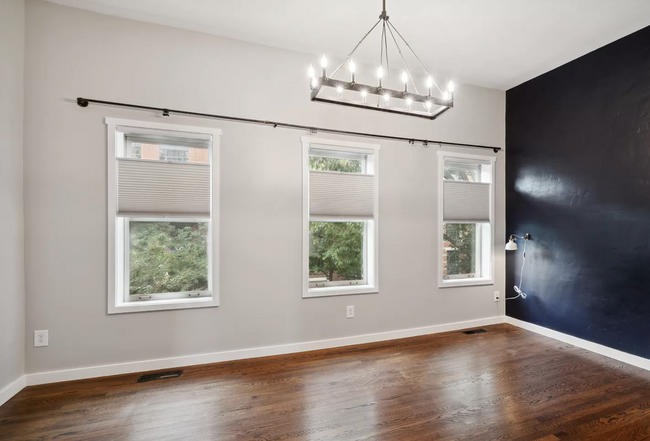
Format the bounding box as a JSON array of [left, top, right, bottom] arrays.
[[45, 0, 650, 90]]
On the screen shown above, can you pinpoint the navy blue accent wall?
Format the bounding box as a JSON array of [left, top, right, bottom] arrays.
[[506, 25, 650, 358]]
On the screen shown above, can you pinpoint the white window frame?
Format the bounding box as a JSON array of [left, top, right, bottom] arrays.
[[106, 118, 221, 314], [302, 137, 380, 298], [438, 151, 495, 288]]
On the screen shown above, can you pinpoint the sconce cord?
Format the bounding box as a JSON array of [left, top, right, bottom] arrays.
[[506, 238, 527, 300]]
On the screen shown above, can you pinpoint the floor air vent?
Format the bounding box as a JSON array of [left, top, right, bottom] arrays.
[[137, 370, 183, 383], [463, 329, 487, 335]]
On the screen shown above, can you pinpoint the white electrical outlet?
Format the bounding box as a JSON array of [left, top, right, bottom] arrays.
[[34, 330, 49, 347], [347, 305, 355, 318], [494, 291, 501, 302]]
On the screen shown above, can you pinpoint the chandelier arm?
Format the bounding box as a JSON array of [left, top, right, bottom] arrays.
[[385, 22, 427, 111], [387, 20, 443, 94], [329, 18, 382, 79]]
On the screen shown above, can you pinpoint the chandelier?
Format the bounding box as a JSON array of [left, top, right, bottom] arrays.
[[307, 0, 454, 120]]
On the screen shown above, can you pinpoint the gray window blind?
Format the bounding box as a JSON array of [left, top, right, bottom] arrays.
[[309, 171, 374, 218], [117, 159, 210, 217], [443, 181, 490, 222]]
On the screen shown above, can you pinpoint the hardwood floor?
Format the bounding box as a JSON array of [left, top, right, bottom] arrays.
[[3, 324, 650, 440]]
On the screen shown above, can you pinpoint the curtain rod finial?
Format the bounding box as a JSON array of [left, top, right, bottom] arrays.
[[77, 97, 89, 107]]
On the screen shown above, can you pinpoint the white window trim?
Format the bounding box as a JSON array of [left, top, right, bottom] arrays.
[[106, 118, 221, 314], [302, 136, 380, 298], [437, 151, 496, 288]]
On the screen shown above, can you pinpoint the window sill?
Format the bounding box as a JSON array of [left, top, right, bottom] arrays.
[[108, 296, 218, 314], [439, 278, 493, 289], [304, 285, 378, 298]]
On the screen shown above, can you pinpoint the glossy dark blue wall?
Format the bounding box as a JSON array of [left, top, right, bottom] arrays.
[[506, 25, 650, 357]]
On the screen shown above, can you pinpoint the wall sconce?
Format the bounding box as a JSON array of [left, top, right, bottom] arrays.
[[505, 233, 531, 300], [505, 233, 530, 250]]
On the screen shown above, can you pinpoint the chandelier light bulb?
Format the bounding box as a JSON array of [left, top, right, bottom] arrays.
[[349, 59, 356, 73], [377, 66, 384, 79], [308, 64, 315, 79], [310, 77, 318, 89], [425, 101, 432, 110], [320, 55, 328, 68], [383, 93, 390, 103], [443, 91, 450, 101], [361, 89, 368, 103], [406, 97, 413, 109], [426, 76, 433, 89], [401, 71, 408, 84], [448, 80, 455, 93], [336, 86, 343, 98]]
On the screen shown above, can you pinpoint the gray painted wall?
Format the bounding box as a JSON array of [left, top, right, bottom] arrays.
[[0, 0, 26, 391], [24, 0, 506, 374]]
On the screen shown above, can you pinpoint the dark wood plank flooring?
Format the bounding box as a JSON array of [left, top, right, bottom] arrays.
[[3, 324, 650, 440]]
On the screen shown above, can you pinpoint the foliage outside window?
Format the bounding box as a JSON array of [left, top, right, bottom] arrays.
[[129, 222, 208, 295], [443, 223, 477, 277]]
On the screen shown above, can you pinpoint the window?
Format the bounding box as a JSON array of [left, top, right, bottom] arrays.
[[302, 137, 380, 297], [159, 146, 189, 162], [106, 118, 221, 313], [438, 152, 495, 287]]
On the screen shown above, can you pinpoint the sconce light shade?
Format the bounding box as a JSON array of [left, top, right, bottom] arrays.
[[505, 237, 518, 251]]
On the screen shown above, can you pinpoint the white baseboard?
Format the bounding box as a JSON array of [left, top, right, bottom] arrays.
[[505, 316, 650, 371], [0, 375, 27, 407], [13, 316, 650, 400], [25, 316, 504, 386]]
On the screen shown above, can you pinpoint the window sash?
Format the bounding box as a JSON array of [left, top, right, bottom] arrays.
[[442, 222, 484, 280], [121, 217, 212, 303], [308, 219, 368, 288]]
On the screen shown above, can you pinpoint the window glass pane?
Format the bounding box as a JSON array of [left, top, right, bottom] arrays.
[[309, 156, 363, 173], [129, 143, 142, 159], [444, 160, 481, 182], [126, 143, 208, 163], [309, 221, 364, 283], [443, 223, 478, 278], [159, 145, 190, 162], [129, 221, 209, 295]]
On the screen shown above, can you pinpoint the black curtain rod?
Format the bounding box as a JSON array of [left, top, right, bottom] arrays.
[[76, 97, 501, 153]]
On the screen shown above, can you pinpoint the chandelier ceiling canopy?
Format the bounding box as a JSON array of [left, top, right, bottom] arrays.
[[307, 0, 454, 120]]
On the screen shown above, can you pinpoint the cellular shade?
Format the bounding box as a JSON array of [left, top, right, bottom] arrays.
[[117, 159, 210, 217], [443, 181, 490, 222], [310, 171, 374, 218]]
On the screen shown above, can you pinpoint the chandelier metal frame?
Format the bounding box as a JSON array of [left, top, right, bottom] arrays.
[[308, 0, 453, 120]]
